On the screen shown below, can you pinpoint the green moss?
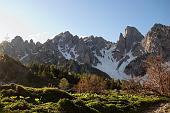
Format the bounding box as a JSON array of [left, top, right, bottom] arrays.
[[87, 101, 108, 113], [4, 100, 32, 110], [1, 89, 17, 97], [30, 102, 59, 113], [40, 88, 73, 103], [1, 84, 74, 103], [0, 84, 168, 113], [1, 97, 15, 102], [57, 99, 99, 113]]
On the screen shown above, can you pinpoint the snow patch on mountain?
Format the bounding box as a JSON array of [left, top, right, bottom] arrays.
[[92, 47, 127, 79], [58, 44, 79, 60], [70, 46, 79, 59], [20, 53, 28, 61], [93, 48, 136, 79], [118, 51, 137, 72], [58, 45, 72, 59]]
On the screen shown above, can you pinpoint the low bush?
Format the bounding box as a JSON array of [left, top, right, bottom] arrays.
[[75, 74, 107, 93]]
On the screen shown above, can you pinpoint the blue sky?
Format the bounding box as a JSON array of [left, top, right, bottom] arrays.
[[0, 0, 170, 43]]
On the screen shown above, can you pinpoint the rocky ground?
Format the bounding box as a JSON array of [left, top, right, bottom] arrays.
[[144, 103, 170, 113]]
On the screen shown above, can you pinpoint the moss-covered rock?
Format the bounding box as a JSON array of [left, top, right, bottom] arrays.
[[40, 88, 73, 103]]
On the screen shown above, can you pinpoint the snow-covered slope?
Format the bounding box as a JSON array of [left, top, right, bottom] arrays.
[[93, 47, 136, 79]]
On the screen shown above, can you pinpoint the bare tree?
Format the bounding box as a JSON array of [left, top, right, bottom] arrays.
[[144, 55, 170, 96]]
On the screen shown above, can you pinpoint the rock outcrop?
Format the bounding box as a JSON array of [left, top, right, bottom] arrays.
[[142, 24, 170, 61], [125, 24, 170, 77]]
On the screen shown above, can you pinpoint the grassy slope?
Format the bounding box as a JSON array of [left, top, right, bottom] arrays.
[[0, 84, 169, 113]]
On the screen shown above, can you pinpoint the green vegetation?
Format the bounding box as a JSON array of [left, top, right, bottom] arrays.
[[0, 54, 170, 112], [27, 63, 81, 87], [0, 84, 169, 113], [58, 78, 70, 90]]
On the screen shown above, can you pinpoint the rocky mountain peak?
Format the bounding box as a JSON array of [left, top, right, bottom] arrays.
[[125, 26, 140, 37], [116, 33, 125, 53], [14, 36, 23, 40], [143, 24, 170, 60], [36, 42, 42, 47], [151, 23, 166, 31], [115, 26, 144, 59], [30, 39, 34, 43], [126, 23, 170, 77], [59, 31, 73, 38], [124, 26, 144, 52], [52, 31, 76, 44], [119, 33, 124, 40], [83, 35, 95, 42], [11, 36, 24, 44], [124, 26, 144, 41], [0, 23, 169, 79]]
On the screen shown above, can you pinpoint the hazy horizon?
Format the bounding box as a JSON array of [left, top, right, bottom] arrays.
[[0, 0, 170, 43]]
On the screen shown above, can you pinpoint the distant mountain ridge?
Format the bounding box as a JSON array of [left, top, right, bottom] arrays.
[[0, 23, 170, 79]]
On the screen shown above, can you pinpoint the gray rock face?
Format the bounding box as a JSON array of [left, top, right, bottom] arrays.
[[0, 36, 41, 63], [124, 54, 147, 77], [125, 26, 144, 52], [0, 24, 169, 79], [142, 24, 170, 61], [113, 33, 125, 61], [125, 24, 170, 77], [0, 28, 144, 79], [112, 26, 145, 77]]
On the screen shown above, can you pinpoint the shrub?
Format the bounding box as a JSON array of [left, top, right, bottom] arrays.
[[58, 78, 70, 90], [75, 74, 107, 93], [121, 78, 143, 94]]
